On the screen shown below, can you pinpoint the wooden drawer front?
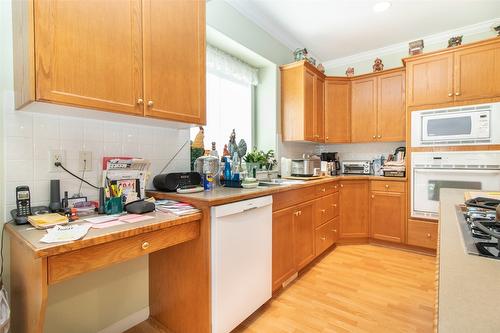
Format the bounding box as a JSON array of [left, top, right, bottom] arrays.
[[315, 220, 334, 256], [315, 181, 339, 197], [315, 195, 335, 227], [371, 180, 405, 193], [407, 219, 438, 249], [332, 217, 339, 243], [273, 186, 316, 211], [48, 221, 200, 284]]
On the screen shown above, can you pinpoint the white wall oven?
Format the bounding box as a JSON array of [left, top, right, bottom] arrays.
[[411, 102, 500, 147], [411, 151, 500, 219]]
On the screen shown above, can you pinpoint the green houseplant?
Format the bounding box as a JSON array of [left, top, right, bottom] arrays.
[[244, 148, 277, 174]]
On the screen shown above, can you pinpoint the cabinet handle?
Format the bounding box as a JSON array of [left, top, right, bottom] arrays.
[[321, 209, 326, 214], [334, 185, 338, 189], [137, 98, 144, 105], [426, 233, 431, 238], [321, 236, 326, 241], [321, 188, 326, 192], [294, 211, 299, 216], [372, 135, 376, 139], [299, 210, 302, 216], [371, 194, 375, 199], [147, 100, 154, 107], [385, 184, 389, 188], [448, 93, 453, 97], [377, 135, 381, 139], [340, 184, 344, 188], [332, 229, 337, 233], [142, 241, 150, 250], [326, 136, 329, 140], [332, 204, 337, 208], [455, 92, 461, 96]]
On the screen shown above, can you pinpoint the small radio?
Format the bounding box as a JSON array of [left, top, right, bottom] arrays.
[[153, 172, 202, 192]]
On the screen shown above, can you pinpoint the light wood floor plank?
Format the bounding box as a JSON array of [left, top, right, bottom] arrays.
[[234, 244, 436, 333]]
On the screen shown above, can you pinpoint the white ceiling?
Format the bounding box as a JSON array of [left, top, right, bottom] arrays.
[[226, 0, 500, 62]]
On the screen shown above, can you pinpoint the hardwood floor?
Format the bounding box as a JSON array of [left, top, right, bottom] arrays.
[[234, 244, 436, 333]]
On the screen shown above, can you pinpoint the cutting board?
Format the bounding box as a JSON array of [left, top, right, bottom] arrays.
[[283, 176, 324, 181], [464, 191, 500, 201]]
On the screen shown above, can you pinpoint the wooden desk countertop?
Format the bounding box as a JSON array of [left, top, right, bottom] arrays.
[[5, 211, 202, 258]]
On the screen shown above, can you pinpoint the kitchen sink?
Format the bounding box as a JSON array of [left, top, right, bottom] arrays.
[[258, 179, 305, 186]]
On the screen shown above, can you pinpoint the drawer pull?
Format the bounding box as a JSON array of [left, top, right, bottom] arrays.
[[321, 209, 326, 214], [321, 188, 326, 192], [334, 185, 338, 189], [142, 241, 150, 250], [320, 236, 326, 241], [371, 195, 375, 199], [426, 233, 431, 238], [332, 229, 337, 233], [340, 184, 344, 188], [385, 184, 389, 188], [332, 204, 337, 208]]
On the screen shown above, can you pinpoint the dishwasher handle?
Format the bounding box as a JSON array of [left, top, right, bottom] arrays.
[[213, 196, 273, 218]]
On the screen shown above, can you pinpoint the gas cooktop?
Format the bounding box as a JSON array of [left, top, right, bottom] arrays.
[[457, 205, 500, 260]]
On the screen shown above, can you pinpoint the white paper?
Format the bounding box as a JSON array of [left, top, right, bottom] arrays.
[[40, 224, 91, 243], [84, 215, 120, 224]]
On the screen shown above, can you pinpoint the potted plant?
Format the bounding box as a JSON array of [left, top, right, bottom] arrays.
[[243, 148, 277, 175]]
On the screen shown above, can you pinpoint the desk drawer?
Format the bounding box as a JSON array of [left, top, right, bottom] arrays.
[[371, 180, 406, 193], [47, 220, 200, 284]]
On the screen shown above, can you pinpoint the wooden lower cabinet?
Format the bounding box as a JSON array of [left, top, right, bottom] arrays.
[[272, 201, 315, 291], [339, 181, 369, 239], [370, 191, 405, 243], [407, 219, 438, 249]]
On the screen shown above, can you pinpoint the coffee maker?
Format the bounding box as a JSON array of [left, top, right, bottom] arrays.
[[320, 152, 340, 176]]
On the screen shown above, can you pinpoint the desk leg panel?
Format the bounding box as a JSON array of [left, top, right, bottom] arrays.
[[10, 237, 48, 333], [149, 209, 211, 333]]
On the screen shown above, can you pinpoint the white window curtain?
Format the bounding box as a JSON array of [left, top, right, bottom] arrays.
[[206, 44, 259, 86]]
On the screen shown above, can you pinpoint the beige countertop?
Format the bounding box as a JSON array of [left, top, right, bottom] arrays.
[[438, 189, 500, 332], [147, 175, 406, 207]]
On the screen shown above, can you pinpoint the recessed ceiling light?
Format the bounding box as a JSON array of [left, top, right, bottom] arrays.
[[373, 1, 391, 13]]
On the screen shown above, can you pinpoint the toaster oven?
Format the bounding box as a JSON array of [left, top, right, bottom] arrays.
[[341, 161, 372, 175]]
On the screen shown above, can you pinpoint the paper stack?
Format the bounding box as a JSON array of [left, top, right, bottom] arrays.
[[155, 200, 200, 216], [40, 224, 91, 243]]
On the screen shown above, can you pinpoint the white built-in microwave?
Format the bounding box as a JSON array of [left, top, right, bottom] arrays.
[[411, 102, 500, 147]]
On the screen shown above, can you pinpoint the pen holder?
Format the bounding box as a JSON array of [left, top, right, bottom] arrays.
[[105, 197, 123, 215]]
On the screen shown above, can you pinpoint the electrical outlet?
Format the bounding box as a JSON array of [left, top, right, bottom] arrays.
[[50, 150, 66, 172], [79, 151, 93, 171]]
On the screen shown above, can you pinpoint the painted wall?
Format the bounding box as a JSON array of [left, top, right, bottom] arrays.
[[325, 30, 497, 76], [1, 1, 190, 332]]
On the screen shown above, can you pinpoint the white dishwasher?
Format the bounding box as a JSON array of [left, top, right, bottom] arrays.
[[211, 195, 273, 333]]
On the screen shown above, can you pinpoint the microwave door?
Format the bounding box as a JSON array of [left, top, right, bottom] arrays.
[[422, 114, 473, 141], [412, 168, 500, 218]]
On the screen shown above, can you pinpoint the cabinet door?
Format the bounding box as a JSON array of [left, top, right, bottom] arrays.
[[370, 191, 405, 243], [314, 76, 325, 142], [377, 71, 405, 141], [406, 54, 454, 107], [272, 208, 295, 291], [339, 181, 369, 238], [454, 43, 500, 102], [325, 79, 350, 143], [351, 78, 377, 142], [303, 68, 316, 141], [35, 0, 143, 115], [293, 202, 315, 270], [143, 0, 206, 124]]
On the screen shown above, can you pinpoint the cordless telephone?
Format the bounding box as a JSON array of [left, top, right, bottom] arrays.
[[15, 186, 32, 217]]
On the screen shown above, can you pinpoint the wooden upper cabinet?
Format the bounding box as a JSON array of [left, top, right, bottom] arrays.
[[339, 181, 369, 239], [281, 61, 325, 142], [34, 0, 144, 115], [454, 43, 500, 102], [314, 76, 325, 142], [143, 0, 205, 124], [377, 70, 405, 141], [303, 68, 316, 141], [325, 78, 350, 143], [351, 77, 377, 142], [406, 53, 454, 108]]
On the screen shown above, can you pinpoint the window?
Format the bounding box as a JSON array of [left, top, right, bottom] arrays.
[[191, 45, 258, 153]]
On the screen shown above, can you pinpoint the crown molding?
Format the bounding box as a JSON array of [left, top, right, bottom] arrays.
[[224, 0, 318, 59], [323, 18, 500, 69]]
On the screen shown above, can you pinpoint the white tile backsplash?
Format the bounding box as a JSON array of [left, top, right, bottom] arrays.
[[3, 101, 191, 220]]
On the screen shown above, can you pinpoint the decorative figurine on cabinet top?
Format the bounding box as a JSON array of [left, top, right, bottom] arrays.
[[345, 67, 354, 77], [408, 39, 424, 55], [373, 58, 384, 72], [293, 48, 308, 61], [317, 63, 325, 73], [493, 24, 500, 36], [448, 35, 463, 47]]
